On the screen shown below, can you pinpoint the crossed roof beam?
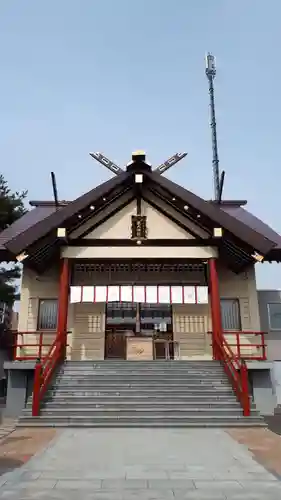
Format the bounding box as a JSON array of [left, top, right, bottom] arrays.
[[89, 151, 188, 176]]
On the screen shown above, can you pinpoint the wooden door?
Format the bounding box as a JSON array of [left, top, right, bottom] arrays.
[[105, 331, 126, 359]]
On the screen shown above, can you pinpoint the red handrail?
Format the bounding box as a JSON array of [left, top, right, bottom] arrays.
[[32, 330, 66, 416], [13, 331, 70, 361], [209, 330, 267, 361], [213, 333, 250, 416], [222, 330, 267, 361]]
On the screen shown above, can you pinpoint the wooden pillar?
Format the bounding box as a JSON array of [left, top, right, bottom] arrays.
[[57, 258, 70, 358], [208, 258, 223, 359]]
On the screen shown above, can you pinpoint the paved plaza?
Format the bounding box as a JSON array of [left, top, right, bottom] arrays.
[[0, 428, 281, 499]]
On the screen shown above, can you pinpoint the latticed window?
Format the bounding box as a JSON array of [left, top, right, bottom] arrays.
[[106, 302, 137, 323], [140, 304, 172, 322], [220, 298, 241, 331], [38, 299, 58, 330]]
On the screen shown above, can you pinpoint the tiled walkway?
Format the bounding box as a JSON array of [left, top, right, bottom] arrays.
[[0, 428, 281, 499], [0, 419, 16, 442]]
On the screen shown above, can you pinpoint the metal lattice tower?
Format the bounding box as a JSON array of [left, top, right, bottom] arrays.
[[205, 53, 220, 201]]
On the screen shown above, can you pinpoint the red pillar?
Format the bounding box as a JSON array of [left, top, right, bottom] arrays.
[[208, 258, 223, 359], [57, 258, 70, 358]]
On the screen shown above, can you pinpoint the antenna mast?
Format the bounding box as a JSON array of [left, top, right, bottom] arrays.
[[205, 53, 220, 201]]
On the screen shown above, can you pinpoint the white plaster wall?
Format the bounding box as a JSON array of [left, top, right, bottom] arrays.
[[61, 246, 218, 259], [17, 262, 262, 359], [173, 304, 212, 360], [71, 201, 202, 240], [17, 266, 61, 358], [68, 302, 105, 360], [217, 264, 262, 357]]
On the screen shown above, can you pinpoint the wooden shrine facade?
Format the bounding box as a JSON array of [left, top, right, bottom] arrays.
[[1, 151, 281, 362]]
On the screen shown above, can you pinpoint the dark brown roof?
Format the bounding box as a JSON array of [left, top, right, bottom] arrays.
[[221, 205, 281, 249], [147, 172, 276, 255], [29, 200, 69, 207], [4, 172, 128, 255], [0, 205, 57, 250], [1, 167, 280, 267]]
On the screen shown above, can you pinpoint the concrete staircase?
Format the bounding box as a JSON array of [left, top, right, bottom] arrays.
[[18, 360, 265, 428]]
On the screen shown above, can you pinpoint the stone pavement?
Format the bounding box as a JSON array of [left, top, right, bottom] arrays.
[[0, 428, 57, 477], [0, 419, 17, 442], [0, 428, 280, 499], [228, 427, 281, 479]]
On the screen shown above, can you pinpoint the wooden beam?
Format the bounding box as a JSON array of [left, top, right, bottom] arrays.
[[142, 190, 210, 239], [69, 190, 134, 239], [67, 238, 220, 247]]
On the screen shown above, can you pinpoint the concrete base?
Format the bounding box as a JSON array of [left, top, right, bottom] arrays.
[[245, 361, 276, 416], [3, 361, 36, 418]]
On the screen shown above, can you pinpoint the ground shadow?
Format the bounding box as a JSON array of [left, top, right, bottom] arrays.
[[0, 457, 25, 476], [1, 434, 31, 443], [265, 415, 281, 436]]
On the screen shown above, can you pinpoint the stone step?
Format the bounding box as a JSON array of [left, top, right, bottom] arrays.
[[26, 400, 241, 410], [61, 369, 222, 372], [53, 380, 231, 387], [63, 362, 219, 365], [17, 421, 266, 428], [40, 401, 240, 409], [55, 378, 229, 384], [61, 368, 224, 373], [18, 414, 265, 427], [20, 360, 262, 429], [57, 371, 228, 382], [27, 405, 247, 418], [38, 395, 238, 403], [59, 367, 226, 373], [47, 388, 235, 397]]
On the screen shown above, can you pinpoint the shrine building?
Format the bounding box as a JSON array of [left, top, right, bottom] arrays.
[[1, 150, 281, 364]]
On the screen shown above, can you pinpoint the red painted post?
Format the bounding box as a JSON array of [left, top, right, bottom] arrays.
[[208, 258, 223, 359], [240, 361, 250, 416], [38, 331, 44, 360], [13, 331, 18, 360], [57, 258, 70, 359], [261, 332, 266, 360], [236, 332, 241, 359], [32, 362, 42, 416]]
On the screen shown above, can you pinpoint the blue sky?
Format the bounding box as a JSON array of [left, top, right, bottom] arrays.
[[0, 0, 280, 288]]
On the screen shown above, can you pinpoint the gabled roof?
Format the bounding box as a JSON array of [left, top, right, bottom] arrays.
[[1, 160, 280, 272], [146, 172, 274, 255], [4, 172, 129, 256], [0, 205, 57, 261], [221, 204, 281, 248]]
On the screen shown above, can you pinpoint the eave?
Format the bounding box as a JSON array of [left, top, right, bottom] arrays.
[[5, 172, 130, 256], [147, 172, 276, 256], [2, 162, 280, 273]]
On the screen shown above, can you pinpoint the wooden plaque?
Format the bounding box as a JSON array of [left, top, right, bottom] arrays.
[[126, 337, 153, 360]]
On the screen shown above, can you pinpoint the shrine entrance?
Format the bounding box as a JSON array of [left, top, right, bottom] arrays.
[[104, 302, 173, 360]]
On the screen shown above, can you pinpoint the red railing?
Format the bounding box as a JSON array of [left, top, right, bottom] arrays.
[[212, 333, 251, 416], [221, 330, 267, 361], [210, 331, 267, 416], [32, 330, 67, 416], [15, 328, 267, 418], [13, 331, 57, 361]]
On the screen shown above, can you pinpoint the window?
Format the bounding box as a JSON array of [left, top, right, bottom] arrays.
[[140, 304, 172, 323], [38, 299, 58, 330], [106, 302, 137, 324], [267, 303, 281, 331], [220, 298, 241, 331]]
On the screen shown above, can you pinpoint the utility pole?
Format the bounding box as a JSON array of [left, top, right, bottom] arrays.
[[205, 53, 220, 201]]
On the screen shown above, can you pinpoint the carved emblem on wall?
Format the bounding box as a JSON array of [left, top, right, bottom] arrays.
[[134, 347, 145, 355], [131, 215, 147, 240]]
